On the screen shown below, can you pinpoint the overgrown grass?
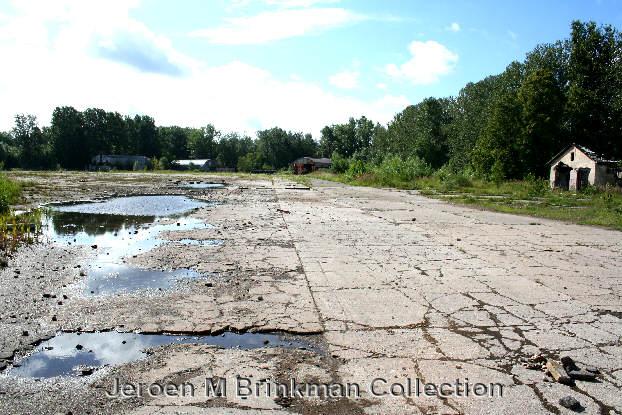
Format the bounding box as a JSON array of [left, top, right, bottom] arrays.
[[301, 169, 622, 230], [0, 174, 22, 213], [0, 174, 42, 255]]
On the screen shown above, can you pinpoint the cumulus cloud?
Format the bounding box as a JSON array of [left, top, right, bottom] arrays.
[[385, 40, 458, 85], [329, 70, 359, 89], [189, 8, 364, 44], [446, 22, 460, 32], [0, 1, 408, 136]]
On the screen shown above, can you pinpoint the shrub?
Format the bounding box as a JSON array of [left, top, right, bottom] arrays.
[[525, 173, 548, 197], [346, 159, 368, 179], [373, 155, 433, 184], [434, 166, 472, 190], [158, 156, 170, 170], [331, 152, 350, 174]]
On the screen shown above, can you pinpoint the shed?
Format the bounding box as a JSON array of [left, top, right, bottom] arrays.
[[91, 155, 151, 171], [171, 159, 217, 171], [292, 157, 332, 174], [547, 144, 620, 190]]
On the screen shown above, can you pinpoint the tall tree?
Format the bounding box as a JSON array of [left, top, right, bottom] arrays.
[[50, 106, 85, 169], [12, 114, 51, 168], [189, 124, 219, 158], [566, 21, 619, 155]]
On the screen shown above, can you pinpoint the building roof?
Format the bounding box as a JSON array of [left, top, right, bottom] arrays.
[[293, 157, 332, 165], [546, 143, 620, 166], [173, 159, 212, 166]]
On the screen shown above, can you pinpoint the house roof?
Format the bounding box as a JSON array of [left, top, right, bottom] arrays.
[[173, 159, 212, 166], [546, 143, 620, 166], [293, 157, 332, 165]]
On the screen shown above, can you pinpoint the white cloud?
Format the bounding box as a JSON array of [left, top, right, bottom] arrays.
[[508, 30, 517, 40], [0, 1, 408, 136], [264, 0, 341, 7], [446, 22, 460, 32], [329, 70, 359, 89], [385, 40, 458, 85], [376, 83, 387, 90], [189, 7, 363, 44]]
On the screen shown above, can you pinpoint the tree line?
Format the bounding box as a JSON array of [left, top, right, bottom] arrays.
[[0, 109, 317, 171], [1, 21, 620, 179], [319, 21, 622, 180]]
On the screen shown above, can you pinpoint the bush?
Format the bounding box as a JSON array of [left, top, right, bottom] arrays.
[[525, 173, 548, 197], [434, 166, 472, 190], [346, 159, 368, 179], [331, 152, 350, 174], [158, 156, 170, 170], [373, 155, 433, 184]]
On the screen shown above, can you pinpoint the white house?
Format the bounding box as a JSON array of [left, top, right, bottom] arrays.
[[547, 144, 620, 190]]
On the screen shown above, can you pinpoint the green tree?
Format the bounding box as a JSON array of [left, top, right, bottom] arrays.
[[50, 106, 85, 169], [518, 68, 565, 176], [13, 114, 53, 169], [189, 124, 218, 158], [83, 108, 109, 156], [566, 21, 620, 155]]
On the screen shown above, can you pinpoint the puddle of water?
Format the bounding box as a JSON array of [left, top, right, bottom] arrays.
[[54, 195, 206, 216], [182, 182, 225, 189], [86, 266, 202, 295], [8, 331, 316, 378], [42, 196, 218, 295]]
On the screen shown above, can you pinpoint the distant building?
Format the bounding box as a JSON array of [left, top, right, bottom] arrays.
[[292, 157, 332, 175], [91, 155, 151, 171], [547, 144, 620, 190], [171, 159, 217, 171]]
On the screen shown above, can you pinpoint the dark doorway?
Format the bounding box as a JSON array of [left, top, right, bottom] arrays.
[[577, 168, 590, 190], [554, 163, 571, 190]]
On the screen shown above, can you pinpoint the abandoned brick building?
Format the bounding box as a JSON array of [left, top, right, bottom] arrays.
[[548, 144, 620, 190], [292, 157, 332, 174]]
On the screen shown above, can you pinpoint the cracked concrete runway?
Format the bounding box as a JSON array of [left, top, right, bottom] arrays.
[[0, 171, 621, 414]]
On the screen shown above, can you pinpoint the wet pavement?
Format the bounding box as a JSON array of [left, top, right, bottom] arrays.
[[41, 197, 215, 295], [8, 331, 317, 378], [0, 171, 621, 415], [52, 195, 206, 216]]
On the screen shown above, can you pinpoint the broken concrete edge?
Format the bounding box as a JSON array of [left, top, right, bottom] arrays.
[[0, 325, 327, 373]]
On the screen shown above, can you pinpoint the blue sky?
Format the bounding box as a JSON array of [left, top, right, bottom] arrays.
[[0, 0, 620, 135]]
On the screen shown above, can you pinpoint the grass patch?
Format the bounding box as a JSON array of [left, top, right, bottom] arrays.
[[0, 174, 42, 255], [0, 174, 22, 213], [305, 170, 622, 230]]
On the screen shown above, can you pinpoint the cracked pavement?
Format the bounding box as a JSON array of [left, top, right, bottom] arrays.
[[0, 171, 621, 414]]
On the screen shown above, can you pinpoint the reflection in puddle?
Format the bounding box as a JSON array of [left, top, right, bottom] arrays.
[[182, 182, 225, 189], [54, 195, 206, 216], [9, 331, 316, 378], [86, 266, 202, 295], [43, 196, 217, 295]]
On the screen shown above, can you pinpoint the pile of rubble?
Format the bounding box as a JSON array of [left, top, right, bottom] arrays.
[[522, 353, 599, 384], [520, 353, 600, 411]]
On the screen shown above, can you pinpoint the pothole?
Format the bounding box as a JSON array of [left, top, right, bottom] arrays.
[[52, 195, 207, 216], [6, 331, 319, 379], [42, 196, 218, 295]]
